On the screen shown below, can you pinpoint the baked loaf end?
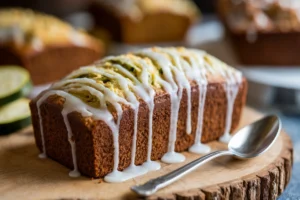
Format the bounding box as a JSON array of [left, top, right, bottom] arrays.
[[30, 47, 247, 179], [0, 8, 104, 84]]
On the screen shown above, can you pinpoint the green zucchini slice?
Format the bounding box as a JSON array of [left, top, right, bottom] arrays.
[[0, 66, 32, 106], [0, 98, 31, 135]]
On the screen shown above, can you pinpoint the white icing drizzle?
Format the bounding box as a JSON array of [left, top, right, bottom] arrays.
[[51, 78, 125, 180], [182, 49, 212, 154], [154, 48, 192, 135], [61, 110, 81, 178], [35, 47, 242, 182], [60, 63, 159, 182], [134, 48, 187, 163], [218, 64, 243, 143], [36, 91, 51, 159], [31, 37, 44, 51], [37, 89, 101, 177], [69, 30, 89, 47], [97, 56, 161, 171]]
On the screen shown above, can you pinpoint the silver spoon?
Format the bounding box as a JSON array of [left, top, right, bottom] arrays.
[[131, 115, 281, 196]]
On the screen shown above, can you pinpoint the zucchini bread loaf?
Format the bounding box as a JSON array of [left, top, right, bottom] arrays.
[[89, 0, 199, 43], [218, 0, 300, 65], [30, 47, 247, 182], [0, 8, 104, 84]]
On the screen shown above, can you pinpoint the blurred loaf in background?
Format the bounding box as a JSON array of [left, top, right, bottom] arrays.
[[0, 8, 104, 85], [218, 0, 300, 66], [88, 0, 200, 44]]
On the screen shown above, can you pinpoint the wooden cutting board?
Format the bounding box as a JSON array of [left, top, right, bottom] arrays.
[[0, 107, 293, 200]]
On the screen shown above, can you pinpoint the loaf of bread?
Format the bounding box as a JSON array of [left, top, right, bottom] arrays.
[[88, 0, 199, 43], [30, 47, 247, 181], [0, 8, 104, 84], [217, 0, 300, 65]]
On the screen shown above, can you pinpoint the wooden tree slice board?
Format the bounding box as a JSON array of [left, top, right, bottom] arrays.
[[0, 107, 293, 200]]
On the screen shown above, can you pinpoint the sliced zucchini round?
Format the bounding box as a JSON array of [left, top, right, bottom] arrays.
[[0, 98, 31, 135], [0, 66, 32, 106]]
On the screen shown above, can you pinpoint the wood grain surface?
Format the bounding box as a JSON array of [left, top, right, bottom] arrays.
[[0, 107, 293, 200]]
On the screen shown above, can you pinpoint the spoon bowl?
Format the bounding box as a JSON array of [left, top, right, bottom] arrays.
[[229, 115, 281, 158], [132, 115, 281, 196]]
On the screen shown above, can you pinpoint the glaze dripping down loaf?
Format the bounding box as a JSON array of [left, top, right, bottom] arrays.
[[30, 47, 247, 179]]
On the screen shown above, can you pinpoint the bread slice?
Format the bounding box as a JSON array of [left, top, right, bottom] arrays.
[[30, 47, 247, 179], [0, 8, 104, 84]]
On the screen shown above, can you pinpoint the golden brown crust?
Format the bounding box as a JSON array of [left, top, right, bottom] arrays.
[[30, 78, 247, 178]]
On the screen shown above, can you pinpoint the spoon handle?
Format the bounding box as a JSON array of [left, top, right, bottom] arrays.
[[132, 150, 233, 196]]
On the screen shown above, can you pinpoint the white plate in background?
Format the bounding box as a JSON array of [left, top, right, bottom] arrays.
[[239, 67, 300, 90]]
